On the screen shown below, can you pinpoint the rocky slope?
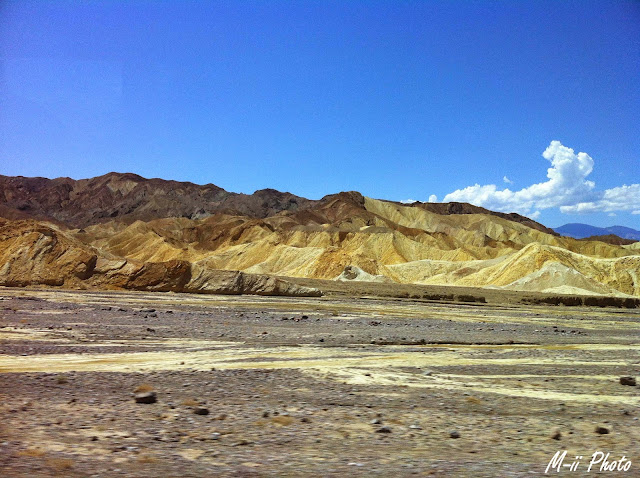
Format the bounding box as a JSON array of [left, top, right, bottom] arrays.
[[1, 173, 639, 298], [0, 173, 311, 228], [0, 173, 555, 232], [0, 219, 320, 296]]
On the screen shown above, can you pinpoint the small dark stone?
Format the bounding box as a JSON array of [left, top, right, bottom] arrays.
[[301, 417, 311, 423], [135, 392, 157, 404], [551, 431, 562, 440], [449, 431, 460, 439], [620, 376, 636, 386], [595, 426, 610, 435], [193, 407, 210, 416], [376, 426, 392, 433]]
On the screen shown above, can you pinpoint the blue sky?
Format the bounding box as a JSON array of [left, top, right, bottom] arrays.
[[1, 0, 638, 228]]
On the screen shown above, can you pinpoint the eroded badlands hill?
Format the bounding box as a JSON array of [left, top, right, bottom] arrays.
[[0, 173, 638, 298], [0, 219, 321, 297]]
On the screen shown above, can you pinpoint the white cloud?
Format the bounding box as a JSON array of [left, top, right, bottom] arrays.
[[608, 212, 617, 217], [633, 210, 640, 215], [503, 176, 513, 184], [400, 199, 417, 204], [428, 194, 438, 203], [560, 184, 640, 213], [442, 141, 640, 216]]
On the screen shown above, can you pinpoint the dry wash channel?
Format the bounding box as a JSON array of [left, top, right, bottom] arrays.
[[0, 288, 639, 477]]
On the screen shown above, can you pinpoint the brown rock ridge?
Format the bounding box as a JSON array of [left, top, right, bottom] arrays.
[[410, 200, 558, 236], [0, 173, 311, 228], [581, 234, 637, 246], [0, 173, 552, 233]]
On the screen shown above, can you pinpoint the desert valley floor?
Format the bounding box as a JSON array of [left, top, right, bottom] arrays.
[[0, 285, 638, 477]]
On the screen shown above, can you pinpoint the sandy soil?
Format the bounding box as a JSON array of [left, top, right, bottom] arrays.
[[0, 286, 638, 477]]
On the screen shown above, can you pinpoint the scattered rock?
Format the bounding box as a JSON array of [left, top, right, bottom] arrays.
[[193, 407, 210, 416], [449, 431, 460, 439], [231, 440, 252, 446], [595, 426, 610, 435], [376, 426, 392, 433], [134, 392, 157, 404], [620, 376, 636, 386], [551, 431, 562, 440]]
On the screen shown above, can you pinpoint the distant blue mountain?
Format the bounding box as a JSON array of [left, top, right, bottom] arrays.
[[554, 223, 640, 240], [606, 226, 640, 240]]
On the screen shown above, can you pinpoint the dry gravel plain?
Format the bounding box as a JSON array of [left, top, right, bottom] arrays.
[[0, 286, 639, 477]]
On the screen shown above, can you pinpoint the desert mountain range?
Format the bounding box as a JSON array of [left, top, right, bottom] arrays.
[[554, 223, 640, 242], [1, 172, 639, 298]]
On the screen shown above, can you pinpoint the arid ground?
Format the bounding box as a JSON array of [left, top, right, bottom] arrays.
[[1, 286, 638, 477]]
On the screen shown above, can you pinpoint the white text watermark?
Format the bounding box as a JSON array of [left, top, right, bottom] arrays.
[[545, 451, 632, 473]]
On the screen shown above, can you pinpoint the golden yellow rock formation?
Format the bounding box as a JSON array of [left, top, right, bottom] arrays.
[[1, 195, 638, 297]]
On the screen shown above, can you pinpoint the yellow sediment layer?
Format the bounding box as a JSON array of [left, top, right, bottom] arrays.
[[311, 368, 639, 405], [60, 198, 640, 296], [0, 342, 638, 406]]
